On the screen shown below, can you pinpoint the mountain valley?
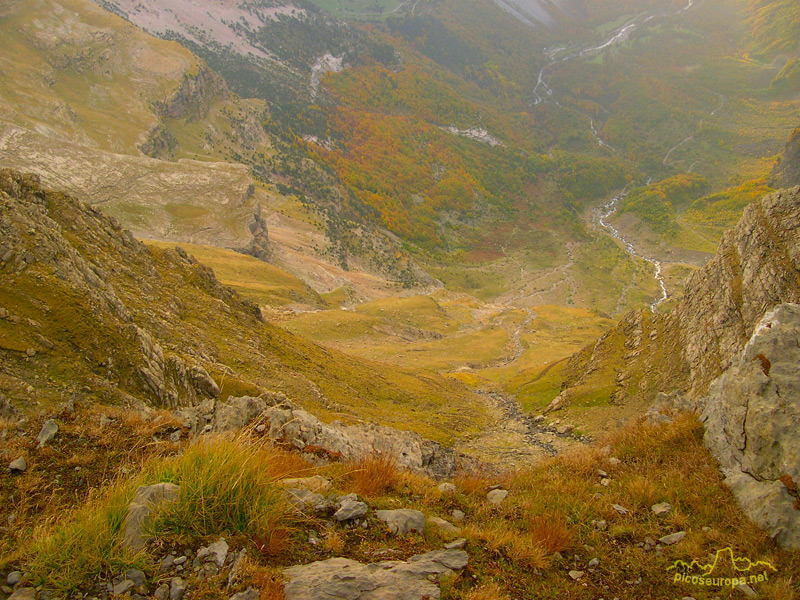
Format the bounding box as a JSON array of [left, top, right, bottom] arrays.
[[1, 0, 800, 597]]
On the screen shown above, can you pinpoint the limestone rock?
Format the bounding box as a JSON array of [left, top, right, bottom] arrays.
[[122, 483, 181, 551], [280, 476, 332, 493], [169, 578, 186, 600], [8, 588, 36, 600], [7, 572, 22, 586], [113, 580, 136, 596], [701, 304, 800, 549], [376, 509, 426, 535], [658, 531, 686, 546], [427, 517, 461, 535], [8, 457, 26, 473], [283, 549, 468, 600], [229, 588, 259, 600], [437, 482, 457, 495], [286, 488, 332, 514], [486, 489, 508, 507], [37, 419, 58, 447], [198, 538, 229, 568], [334, 498, 368, 522], [651, 502, 672, 517]]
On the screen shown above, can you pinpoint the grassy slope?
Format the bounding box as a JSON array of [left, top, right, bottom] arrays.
[[0, 173, 489, 446], [5, 412, 798, 598]]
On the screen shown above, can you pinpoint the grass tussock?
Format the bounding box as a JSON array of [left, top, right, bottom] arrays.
[[464, 583, 508, 600], [527, 514, 572, 554], [23, 436, 298, 594], [344, 452, 401, 497]]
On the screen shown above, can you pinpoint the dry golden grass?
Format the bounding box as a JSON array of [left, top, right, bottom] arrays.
[[455, 471, 493, 497], [345, 452, 401, 497], [252, 526, 294, 559], [322, 529, 345, 554], [508, 535, 550, 569], [464, 582, 508, 600], [527, 514, 573, 554]]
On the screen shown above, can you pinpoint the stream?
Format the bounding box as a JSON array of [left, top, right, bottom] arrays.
[[532, 0, 701, 311]]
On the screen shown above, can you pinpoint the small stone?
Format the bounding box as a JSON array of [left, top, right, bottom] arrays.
[[229, 588, 259, 600], [734, 583, 758, 599], [702, 526, 712, 533], [255, 424, 266, 433], [588, 558, 600, 568], [7, 572, 22, 586], [2, 587, 13, 595], [611, 504, 629, 515], [486, 489, 508, 507], [308, 533, 321, 546], [169, 578, 186, 600], [651, 502, 673, 517], [334, 498, 368, 522], [126, 569, 146, 586], [568, 570, 585, 581], [169, 431, 181, 443], [173, 556, 187, 566], [161, 555, 175, 571], [280, 476, 332, 493], [437, 482, 457, 494], [658, 531, 686, 546], [37, 419, 58, 447], [597, 470, 609, 477], [557, 424, 574, 435], [376, 509, 426, 535], [444, 538, 467, 550], [644, 537, 657, 548], [451, 509, 465, 523], [533, 415, 545, 423], [113, 580, 135, 596], [154, 585, 169, 600], [198, 539, 229, 567], [25, 348, 35, 357], [600, 478, 611, 487], [9, 457, 27, 473], [428, 516, 461, 535], [593, 520, 608, 531], [607, 457, 621, 466], [8, 588, 36, 600]]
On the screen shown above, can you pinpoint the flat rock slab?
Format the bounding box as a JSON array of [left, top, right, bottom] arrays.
[[376, 509, 426, 535], [659, 531, 686, 545], [334, 498, 368, 522], [283, 549, 468, 600]]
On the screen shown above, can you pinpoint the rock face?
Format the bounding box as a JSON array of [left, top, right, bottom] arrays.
[[771, 127, 800, 189], [559, 186, 800, 407], [283, 549, 469, 600], [701, 304, 800, 549]]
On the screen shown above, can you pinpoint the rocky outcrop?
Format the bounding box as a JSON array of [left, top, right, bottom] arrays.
[[152, 67, 230, 121], [558, 186, 800, 408], [771, 127, 800, 189], [241, 206, 271, 262], [283, 549, 469, 600], [123, 483, 182, 551], [701, 304, 800, 549], [175, 395, 476, 479]]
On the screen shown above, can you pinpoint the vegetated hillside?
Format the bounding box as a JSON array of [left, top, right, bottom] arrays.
[[0, 170, 490, 443], [548, 184, 800, 416]]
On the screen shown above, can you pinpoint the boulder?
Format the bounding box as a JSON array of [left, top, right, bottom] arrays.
[[122, 483, 181, 551], [283, 549, 468, 600], [701, 304, 800, 549], [376, 509, 426, 535], [437, 482, 457, 495]]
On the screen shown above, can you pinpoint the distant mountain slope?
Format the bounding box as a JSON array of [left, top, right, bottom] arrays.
[[0, 170, 489, 443], [551, 184, 800, 413]]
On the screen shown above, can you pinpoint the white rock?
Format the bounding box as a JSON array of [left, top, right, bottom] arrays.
[[376, 509, 426, 535], [651, 502, 673, 516], [658, 531, 686, 545], [437, 482, 457, 494], [8, 458, 26, 473], [486, 489, 509, 507], [198, 538, 229, 567], [37, 419, 58, 447]]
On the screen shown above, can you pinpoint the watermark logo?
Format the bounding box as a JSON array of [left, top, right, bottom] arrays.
[[668, 547, 777, 589]]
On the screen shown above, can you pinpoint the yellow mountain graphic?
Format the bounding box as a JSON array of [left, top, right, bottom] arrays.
[[668, 548, 777, 576]]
